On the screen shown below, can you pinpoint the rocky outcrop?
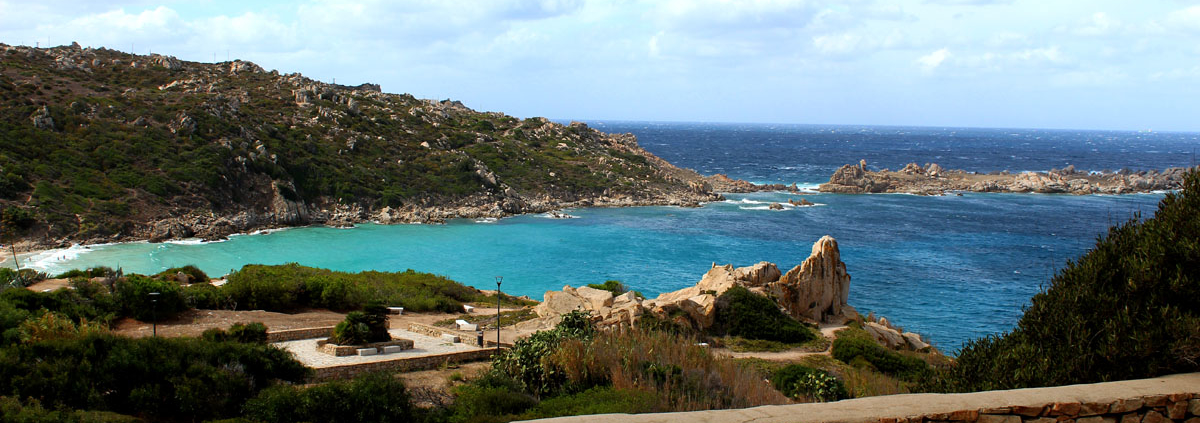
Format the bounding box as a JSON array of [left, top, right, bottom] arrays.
[[820, 160, 1192, 195], [518, 236, 860, 334], [769, 235, 852, 322], [704, 174, 800, 193]]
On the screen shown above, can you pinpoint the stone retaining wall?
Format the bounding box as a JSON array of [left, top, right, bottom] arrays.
[[408, 322, 483, 347], [310, 348, 498, 382], [532, 373, 1200, 423], [266, 326, 334, 343]]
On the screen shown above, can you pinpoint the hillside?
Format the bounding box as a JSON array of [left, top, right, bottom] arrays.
[[0, 43, 721, 249]]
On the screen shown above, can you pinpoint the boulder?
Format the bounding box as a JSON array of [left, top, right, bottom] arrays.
[[902, 332, 930, 351], [864, 322, 905, 349], [768, 202, 784, 210], [732, 261, 781, 286], [767, 235, 851, 322], [575, 286, 615, 310], [535, 286, 588, 317]]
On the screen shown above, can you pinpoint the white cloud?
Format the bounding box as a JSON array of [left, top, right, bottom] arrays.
[[1072, 12, 1121, 36], [1165, 5, 1200, 32], [917, 47, 950, 72]]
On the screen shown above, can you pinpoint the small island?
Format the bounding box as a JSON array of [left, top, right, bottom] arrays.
[[818, 159, 1193, 195]]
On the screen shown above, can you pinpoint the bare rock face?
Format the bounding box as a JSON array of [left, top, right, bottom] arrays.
[[30, 106, 54, 130], [766, 235, 852, 323], [820, 163, 891, 193], [732, 261, 781, 286]]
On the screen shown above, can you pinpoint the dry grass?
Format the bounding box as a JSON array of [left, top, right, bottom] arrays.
[[549, 327, 789, 411]]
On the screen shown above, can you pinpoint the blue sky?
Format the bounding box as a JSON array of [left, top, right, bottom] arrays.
[[2, 0, 1198, 131]]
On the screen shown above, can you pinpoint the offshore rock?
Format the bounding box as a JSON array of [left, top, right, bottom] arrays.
[[820, 160, 1191, 195]]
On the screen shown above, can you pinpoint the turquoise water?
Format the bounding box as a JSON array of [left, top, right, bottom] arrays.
[[14, 122, 1196, 350], [21, 190, 1164, 350]]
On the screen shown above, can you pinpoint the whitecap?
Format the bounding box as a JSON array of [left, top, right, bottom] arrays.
[[474, 218, 499, 224]]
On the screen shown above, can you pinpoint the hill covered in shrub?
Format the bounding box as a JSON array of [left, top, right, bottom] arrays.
[[0, 43, 720, 248]]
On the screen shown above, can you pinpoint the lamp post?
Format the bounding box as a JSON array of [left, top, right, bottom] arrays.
[[495, 276, 503, 350], [149, 292, 160, 337]]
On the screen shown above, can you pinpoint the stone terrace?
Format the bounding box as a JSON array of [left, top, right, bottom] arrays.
[[275, 328, 482, 368]]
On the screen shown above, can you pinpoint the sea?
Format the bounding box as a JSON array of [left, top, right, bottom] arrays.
[[10, 122, 1200, 351]]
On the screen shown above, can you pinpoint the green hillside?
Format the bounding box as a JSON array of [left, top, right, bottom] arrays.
[[0, 43, 717, 247]]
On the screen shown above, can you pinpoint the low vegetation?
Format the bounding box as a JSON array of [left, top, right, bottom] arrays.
[[223, 263, 533, 313], [713, 286, 817, 344], [330, 303, 392, 345]]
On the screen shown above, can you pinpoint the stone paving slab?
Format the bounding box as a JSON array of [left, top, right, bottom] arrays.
[[275, 328, 483, 368]]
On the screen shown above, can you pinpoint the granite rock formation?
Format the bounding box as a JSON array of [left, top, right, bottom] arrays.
[[820, 160, 1192, 195]]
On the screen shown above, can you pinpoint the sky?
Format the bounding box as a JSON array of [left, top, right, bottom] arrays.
[[1, 0, 1198, 131]]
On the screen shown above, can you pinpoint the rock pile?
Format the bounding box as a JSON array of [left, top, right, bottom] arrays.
[[516, 236, 859, 333]]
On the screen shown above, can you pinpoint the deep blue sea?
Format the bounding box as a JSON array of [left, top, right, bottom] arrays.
[[13, 122, 1200, 351]]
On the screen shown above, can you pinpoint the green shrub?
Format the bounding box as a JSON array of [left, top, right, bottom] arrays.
[[489, 310, 596, 397], [244, 372, 415, 423], [518, 386, 659, 420], [113, 275, 186, 321], [771, 365, 848, 402], [940, 170, 1200, 392], [0, 333, 309, 422], [0, 396, 140, 423], [154, 265, 208, 283], [831, 336, 929, 381], [450, 384, 538, 422], [204, 322, 268, 344], [714, 286, 815, 343], [330, 303, 390, 345], [182, 282, 231, 309]]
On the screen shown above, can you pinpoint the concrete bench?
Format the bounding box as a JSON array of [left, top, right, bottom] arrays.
[[441, 334, 461, 343], [382, 345, 405, 354], [463, 304, 475, 313], [387, 307, 404, 315], [357, 348, 378, 356], [455, 319, 478, 331]]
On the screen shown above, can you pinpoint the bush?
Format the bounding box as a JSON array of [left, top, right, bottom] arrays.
[[585, 280, 643, 298], [0, 396, 139, 423], [714, 286, 815, 344], [204, 322, 268, 344], [113, 275, 186, 321], [244, 372, 415, 423], [183, 282, 232, 309], [771, 365, 848, 402], [517, 386, 659, 420], [831, 335, 929, 381], [489, 310, 596, 397], [330, 303, 390, 345], [223, 264, 530, 313], [450, 384, 538, 422], [154, 265, 209, 283], [0, 333, 309, 422], [940, 170, 1200, 392]]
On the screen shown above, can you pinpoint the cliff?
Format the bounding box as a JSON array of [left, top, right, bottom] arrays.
[[0, 43, 722, 249], [819, 160, 1192, 195]]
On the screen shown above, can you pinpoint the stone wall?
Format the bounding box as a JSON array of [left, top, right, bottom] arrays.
[[408, 322, 484, 347], [534, 373, 1200, 423], [266, 326, 334, 342], [309, 348, 497, 382]]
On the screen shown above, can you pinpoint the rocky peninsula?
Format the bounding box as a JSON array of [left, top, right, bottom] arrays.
[[819, 160, 1193, 195]]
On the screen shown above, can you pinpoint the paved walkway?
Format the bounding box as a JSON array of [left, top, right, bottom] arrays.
[[275, 328, 483, 368], [529, 373, 1200, 423]]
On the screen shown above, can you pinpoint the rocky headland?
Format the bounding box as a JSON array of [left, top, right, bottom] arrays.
[[517, 235, 931, 352], [0, 43, 728, 250], [819, 159, 1193, 195]]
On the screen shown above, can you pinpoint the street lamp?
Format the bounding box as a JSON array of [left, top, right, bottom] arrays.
[[149, 292, 160, 337], [495, 276, 503, 350]]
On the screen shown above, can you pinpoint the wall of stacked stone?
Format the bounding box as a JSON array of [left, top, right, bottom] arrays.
[[309, 348, 497, 382], [267, 326, 335, 343], [407, 322, 483, 347]]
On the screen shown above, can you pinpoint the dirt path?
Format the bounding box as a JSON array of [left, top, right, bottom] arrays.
[[713, 323, 848, 361], [112, 308, 475, 338]]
